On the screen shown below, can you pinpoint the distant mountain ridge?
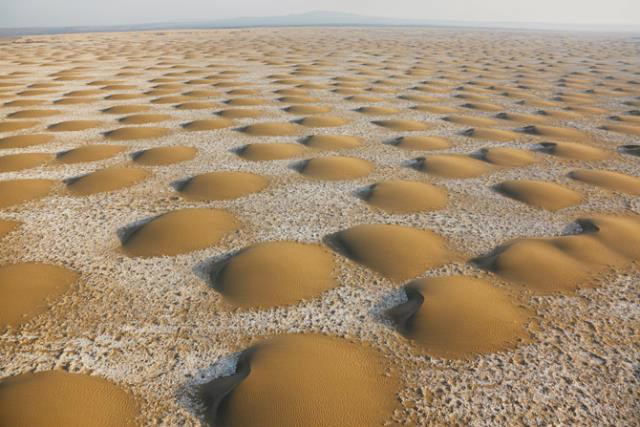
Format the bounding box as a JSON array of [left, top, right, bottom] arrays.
[[2, 10, 639, 37]]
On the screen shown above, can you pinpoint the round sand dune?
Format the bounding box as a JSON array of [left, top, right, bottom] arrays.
[[303, 134, 362, 150], [373, 119, 429, 131], [297, 115, 350, 128], [54, 97, 99, 105], [151, 95, 191, 104], [214, 241, 336, 308], [102, 105, 151, 114], [4, 99, 46, 107], [48, 120, 104, 132], [201, 334, 398, 427], [413, 105, 459, 114], [444, 115, 498, 128], [104, 127, 170, 140], [347, 95, 384, 102], [520, 125, 587, 141], [0, 370, 139, 427], [495, 112, 547, 123], [67, 167, 149, 195], [57, 145, 126, 164], [278, 96, 319, 104], [0, 153, 50, 172], [0, 134, 54, 149], [225, 98, 266, 106], [0, 121, 39, 132], [0, 219, 19, 238], [480, 147, 536, 166], [393, 135, 449, 151], [462, 127, 520, 141], [601, 123, 640, 136], [356, 106, 400, 115], [180, 171, 268, 201], [283, 105, 331, 115], [7, 109, 60, 119], [182, 118, 233, 131], [365, 180, 447, 213], [570, 169, 640, 195], [538, 141, 610, 160], [175, 101, 219, 110], [0, 262, 78, 329], [461, 102, 503, 112], [537, 109, 582, 120], [0, 179, 55, 208], [334, 224, 454, 281], [122, 208, 240, 257], [240, 122, 298, 136], [216, 109, 263, 119], [419, 155, 493, 179], [496, 180, 582, 210], [133, 146, 197, 165], [238, 143, 304, 161], [473, 215, 640, 293], [300, 156, 373, 180], [388, 276, 530, 358], [118, 114, 172, 125]]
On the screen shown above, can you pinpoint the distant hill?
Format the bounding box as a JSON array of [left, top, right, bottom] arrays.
[[2, 10, 639, 37]]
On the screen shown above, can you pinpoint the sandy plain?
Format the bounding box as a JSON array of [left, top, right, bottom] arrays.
[[0, 26, 639, 427]]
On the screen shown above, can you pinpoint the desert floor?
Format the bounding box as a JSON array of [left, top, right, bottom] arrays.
[[0, 27, 639, 427]]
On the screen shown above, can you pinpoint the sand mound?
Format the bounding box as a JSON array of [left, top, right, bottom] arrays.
[[180, 171, 268, 201], [0, 153, 51, 172], [238, 143, 304, 161], [537, 109, 582, 120], [364, 180, 447, 213], [57, 145, 126, 164], [283, 105, 331, 115], [444, 115, 498, 127], [601, 123, 640, 136], [473, 215, 640, 293], [356, 106, 400, 115], [0, 219, 19, 238], [104, 127, 170, 140], [4, 100, 46, 107], [520, 125, 587, 141], [0, 370, 139, 427], [216, 109, 263, 119], [297, 116, 350, 128], [133, 146, 197, 165], [174, 102, 219, 110], [393, 136, 449, 151], [303, 134, 362, 150], [214, 241, 336, 308], [0, 121, 39, 132], [183, 119, 233, 131], [48, 120, 103, 132], [0, 179, 54, 208], [67, 167, 149, 196], [538, 141, 610, 160], [373, 119, 429, 131], [225, 98, 266, 106], [334, 224, 453, 281], [496, 180, 582, 210], [419, 155, 493, 178], [462, 128, 519, 141], [7, 109, 60, 119], [122, 208, 240, 257], [461, 102, 503, 112], [300, 156, 373, 180], [413, 105, 459, 114], [240, 122, 298, 136], [480, 147, 536, 166], [201, 334, 398, 427], [0, 134, 54, 149], [495, 112, 547, 123], [570, 169, 640, 195], [0, 263, 78, 329], [388, 276, 530, 358], [119, 114, 172, 125], [102, 105, 151, 114]]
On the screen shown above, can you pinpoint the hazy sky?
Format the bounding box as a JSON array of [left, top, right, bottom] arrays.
[[1, 0, 639, 28]]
